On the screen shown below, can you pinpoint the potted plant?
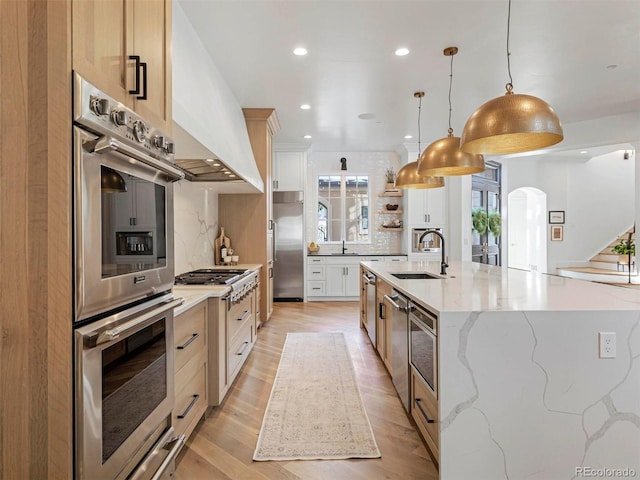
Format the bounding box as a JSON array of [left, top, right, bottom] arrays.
[[384, 167, 396, 189], [612, 238, 635, 263]]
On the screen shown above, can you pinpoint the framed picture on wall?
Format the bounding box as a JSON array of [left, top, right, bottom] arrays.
[[549, 211, 565, 224], [551, 225, 564, 241]]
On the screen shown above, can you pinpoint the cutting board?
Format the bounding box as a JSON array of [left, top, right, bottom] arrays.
[[214, 227, 231, 265]]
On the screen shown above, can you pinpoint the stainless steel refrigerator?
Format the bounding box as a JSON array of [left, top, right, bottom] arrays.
[[273, 191, 304, 301]]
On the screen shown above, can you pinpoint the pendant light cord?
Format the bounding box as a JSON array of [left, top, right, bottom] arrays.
[[506, 0, 514, 90], [417, 94, 422, 160], [448, 53, 454, 135]]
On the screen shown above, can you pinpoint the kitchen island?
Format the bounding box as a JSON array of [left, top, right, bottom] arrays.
[[361, 260, 640, 480]]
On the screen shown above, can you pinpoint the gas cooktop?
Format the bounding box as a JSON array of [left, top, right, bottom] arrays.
[[174, 268, 249, 286]]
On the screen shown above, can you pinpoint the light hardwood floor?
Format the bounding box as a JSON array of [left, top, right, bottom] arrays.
[[174, 301, 438, 480]]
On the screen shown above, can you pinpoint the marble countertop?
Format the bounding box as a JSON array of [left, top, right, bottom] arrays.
[[172, 263, 262, 315], [362, 260, 640, 313]]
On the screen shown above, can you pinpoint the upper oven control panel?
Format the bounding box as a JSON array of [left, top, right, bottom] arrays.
[[73, 72, 175, 163]]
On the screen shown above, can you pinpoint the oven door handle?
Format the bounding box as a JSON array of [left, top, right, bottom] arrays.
[[86, 297, 185, 347], [91, 135, 185, 182]]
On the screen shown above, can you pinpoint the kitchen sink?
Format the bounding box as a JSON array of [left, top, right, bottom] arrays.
[[390, 272, 443, 280]]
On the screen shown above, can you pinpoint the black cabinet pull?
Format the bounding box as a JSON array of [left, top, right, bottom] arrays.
[[138, 61, 147, 100], [176, 333, 199, 350], [128, 55, 141, 95], [415, 398, 435, 423], [177, 394, 199, 419]]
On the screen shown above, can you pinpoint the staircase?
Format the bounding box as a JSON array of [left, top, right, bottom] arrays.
[[557, 227, 638, 284]]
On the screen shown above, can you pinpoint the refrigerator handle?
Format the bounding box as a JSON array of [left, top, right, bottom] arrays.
[[272, 221, 277, 261]]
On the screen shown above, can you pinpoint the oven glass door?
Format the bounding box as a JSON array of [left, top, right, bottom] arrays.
[[75, 296, 179, 480], [102, 166, 167, 278], [102, 319, 167, 462], [410, 315, 437, 395]]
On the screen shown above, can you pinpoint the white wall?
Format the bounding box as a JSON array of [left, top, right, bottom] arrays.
[[504, 151, 635, 272], [305, 151, 404, 254], [173, 180, 219, 274]]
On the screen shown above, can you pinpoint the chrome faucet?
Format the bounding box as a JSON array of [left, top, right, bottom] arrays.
[[342, 240, 348, 254], [419, 229, 448, 275]]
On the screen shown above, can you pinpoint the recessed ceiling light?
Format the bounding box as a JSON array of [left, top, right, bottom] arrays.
[[580, 150, 588, 154], [395, 47, 410, 56], [404, 135, 413, 139], [358, 113, 376, 120], [300, 104, 311, 110], [293, 47, 308, 56], [303, 135, 312, 139]]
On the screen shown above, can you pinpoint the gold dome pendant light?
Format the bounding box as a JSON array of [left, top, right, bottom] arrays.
[[418, 47, 484, 176], [396, 92, 445, 189], [460, 0, 563, 155]]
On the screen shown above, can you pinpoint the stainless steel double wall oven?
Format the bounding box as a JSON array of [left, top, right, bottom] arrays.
[[72, 73, 185, 480]]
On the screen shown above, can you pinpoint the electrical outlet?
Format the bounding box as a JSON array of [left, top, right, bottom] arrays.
[[599, 332, 616, 359]]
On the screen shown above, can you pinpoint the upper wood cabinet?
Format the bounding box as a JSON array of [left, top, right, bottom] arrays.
[[72, 0, 172, 133]]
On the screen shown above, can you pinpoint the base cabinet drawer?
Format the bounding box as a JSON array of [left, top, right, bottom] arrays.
[[307, 281, 326, 296], [175, 301, 206, 372], [228, 321, 252, 382], [227, 303, 252, 344], [173, 349, 207, 440], [411, 367, 439, 462]]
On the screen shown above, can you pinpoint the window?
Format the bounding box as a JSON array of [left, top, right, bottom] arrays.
[[317, 174, 369, 243]]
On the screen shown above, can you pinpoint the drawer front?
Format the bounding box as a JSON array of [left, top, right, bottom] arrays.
[[228, 321, 252, 381], [173, 349, 207, 438], [174, 301, 206, 372], [386, 256, 407, 262], [364, 256, 384, 262], [325, 256, 361, 265], [227, 299, 253, 345], [307, 257, 325, 265], [307, 281, 326, 296], [307, 265, 326, 280], [411, 368, 439, 458]]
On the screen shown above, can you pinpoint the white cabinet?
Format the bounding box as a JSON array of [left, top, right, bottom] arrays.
[[113, 178, 157, 228], [325, 263, 360, 297], [407, 185, 448, 227], [273, 150, 306, 191]]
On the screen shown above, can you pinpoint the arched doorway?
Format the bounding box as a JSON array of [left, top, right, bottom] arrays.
[[508, 187, 547, 273]]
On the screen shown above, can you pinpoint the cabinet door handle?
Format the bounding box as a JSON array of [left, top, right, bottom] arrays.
[[236, 341, 250, 356], [138, 61, 148, 100], [128, 55, 141, 95], [177, 394, 200, 419], [237, 310, 250, 322], [176, 333, 199, 350], [415, 398, 436, 423]]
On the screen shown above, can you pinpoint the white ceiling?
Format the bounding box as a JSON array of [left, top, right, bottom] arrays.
[[179, 0, 640, 155]]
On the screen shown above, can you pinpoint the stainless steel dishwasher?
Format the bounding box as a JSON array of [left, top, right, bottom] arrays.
[[363, 271, 377, 345], [385, 289, 412, 413]]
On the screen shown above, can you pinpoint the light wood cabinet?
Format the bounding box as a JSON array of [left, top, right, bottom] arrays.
[[72, 0, 172, 132], [208, 287, 257, 407], [376, 278, 393, 372], [219, 109, 280, 324], [172, 301, 208, 447], [411, 367, 440, 463]]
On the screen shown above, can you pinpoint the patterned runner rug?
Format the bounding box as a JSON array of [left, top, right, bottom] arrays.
[[253, 332, 381, 461]]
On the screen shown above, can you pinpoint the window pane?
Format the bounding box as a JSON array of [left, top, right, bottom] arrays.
[[316, 174, 369, 243]]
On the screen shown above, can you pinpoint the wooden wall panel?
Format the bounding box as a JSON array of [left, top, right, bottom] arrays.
[[0, 0, 72, 478]]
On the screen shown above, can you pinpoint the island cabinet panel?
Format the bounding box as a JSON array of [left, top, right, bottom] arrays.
[[72, 0, 172, 132], [411, 367, 439, 463], [172, 301, 208, 451], [376, 277, 393, 372]]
